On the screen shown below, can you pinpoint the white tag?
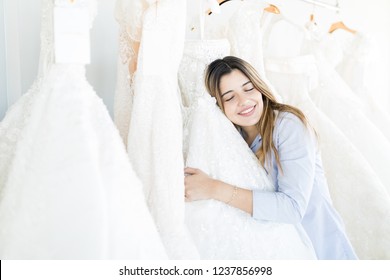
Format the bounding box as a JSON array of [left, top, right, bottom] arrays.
[[54, 6, 91, 64]]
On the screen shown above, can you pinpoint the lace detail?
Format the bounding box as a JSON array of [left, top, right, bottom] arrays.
[[114, 0, 150, 144], [179, 39, 316, 259], [220, 1, 283, 101], [227, 1, 267, 76], [38, 1, 54, 77], [179, 39, 229, 107], [115, 0, 148, 65]]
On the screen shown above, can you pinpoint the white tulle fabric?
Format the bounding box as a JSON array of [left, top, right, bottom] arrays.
[[321, 30, 390, 142], [126, 0, 199, 259], [179, 39, 316, 259], [262, 14, 390, 259], [302, 22, 390, 194], [0, 0, 167, 259]]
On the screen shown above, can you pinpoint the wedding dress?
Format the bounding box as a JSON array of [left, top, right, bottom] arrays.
[[321, 30, 390, 141], [179, 38, 316, 259], [303, 22, 390, 193], [113, 0, 148, 144], [0, 0, 167, 259], [124, 0, 199, 259], [261, 13, 390, 259]]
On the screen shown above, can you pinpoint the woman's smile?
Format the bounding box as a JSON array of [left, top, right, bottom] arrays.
[[238, 105, 257, 117]]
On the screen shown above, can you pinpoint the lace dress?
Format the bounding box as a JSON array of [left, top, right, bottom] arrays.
[[124, 0, 199, 259], [0, 0, 167, 259], [179, 39, 316, 259], [261, 14, 390, 259], [113, 0, 148, 144]]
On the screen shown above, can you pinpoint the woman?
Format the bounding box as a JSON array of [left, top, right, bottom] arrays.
[[184, 56, 357, 260]]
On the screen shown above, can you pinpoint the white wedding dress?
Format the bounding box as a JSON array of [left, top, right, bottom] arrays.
[[124, 0, 199, 259], [0, 0, 167, 259], [260, 13, 390, 259], [321, 30, 390, 141], [179, 39, 316, 259], [303, 22, 390, 193]]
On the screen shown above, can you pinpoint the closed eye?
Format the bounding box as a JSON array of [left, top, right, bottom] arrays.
[[225, 96, 234, 102], [244, 88, 254, 92]]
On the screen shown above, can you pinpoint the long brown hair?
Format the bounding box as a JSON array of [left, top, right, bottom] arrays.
[[205, 56, 309, 169]]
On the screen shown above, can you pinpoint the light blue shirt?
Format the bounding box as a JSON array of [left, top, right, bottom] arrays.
[[250, 112, 357, 260]]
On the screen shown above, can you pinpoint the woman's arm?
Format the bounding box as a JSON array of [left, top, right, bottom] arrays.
[[184, 114, 317, 224], [252, 114, 317, 224], [184, 167, 253, 215]]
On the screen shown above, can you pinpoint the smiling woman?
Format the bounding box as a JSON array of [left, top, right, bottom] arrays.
[[183, 55, 358, 260]]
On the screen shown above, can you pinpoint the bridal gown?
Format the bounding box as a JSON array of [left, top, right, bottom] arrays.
[[302, 22, 390, 193], [113, 0, 148, 145], [178, 38, 316, 259], [258, 12, 390, 259], [124, 0, 199, 259], [321, 30, 390, 141], [0, 0, 167, 259]]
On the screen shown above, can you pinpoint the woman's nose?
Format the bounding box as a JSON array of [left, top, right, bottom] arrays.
[[239, 97, 251, 107]]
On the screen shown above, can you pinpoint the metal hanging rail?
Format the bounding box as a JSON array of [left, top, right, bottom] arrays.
[[299, 0, 340, 11]]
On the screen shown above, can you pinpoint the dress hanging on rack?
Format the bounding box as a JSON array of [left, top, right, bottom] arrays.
[[113, 0, 147, 145], [261, 11, 390, 259], [0, 0, 167, 259], [125, 0, 200, 259], [303, 20, 390, 193], [321, 29, 390, 141]]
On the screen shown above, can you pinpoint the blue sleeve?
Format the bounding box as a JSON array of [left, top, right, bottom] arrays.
[[252, 114, 316, 224]]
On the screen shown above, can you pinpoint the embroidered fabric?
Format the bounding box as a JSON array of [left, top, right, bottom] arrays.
[[0, 0, 167, 259], [126, 0, 200, 259], [179, 39, 316, 259], [113, 0, 149, 144]]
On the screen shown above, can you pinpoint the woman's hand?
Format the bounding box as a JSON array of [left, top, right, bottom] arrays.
[[184, 167, 216, 202], [184, 167, 253, 214]]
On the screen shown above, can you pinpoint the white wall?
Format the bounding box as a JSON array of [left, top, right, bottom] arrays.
[[1, 0, 389, 120]]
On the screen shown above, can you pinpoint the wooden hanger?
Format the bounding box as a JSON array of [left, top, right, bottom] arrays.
[[328, 0, 356, 34], [264, 4, 280, 14], [328, 21, 357, 34]]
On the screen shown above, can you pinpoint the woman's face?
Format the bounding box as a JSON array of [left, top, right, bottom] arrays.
[[219, 69, 263, 128]]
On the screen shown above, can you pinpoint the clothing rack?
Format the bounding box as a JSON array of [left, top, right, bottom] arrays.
[[299, 0, 340, 12]]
